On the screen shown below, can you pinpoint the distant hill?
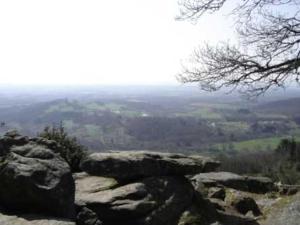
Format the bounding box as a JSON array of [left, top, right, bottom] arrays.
[[256, 97, 300, 115], [0, 86, 299, 152]]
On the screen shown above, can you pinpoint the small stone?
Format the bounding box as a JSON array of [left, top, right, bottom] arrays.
[[76, 207, 103, 225]]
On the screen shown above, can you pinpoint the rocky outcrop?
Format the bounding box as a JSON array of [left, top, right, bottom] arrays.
[[75, 175, 195, 225], [0, 132, 75, 219], [77, 151, 269, 225], [77, 151, 223, 224], [80, 151, 220, 180], [0, 131, 284, 225], [191, 172, 275, 194]]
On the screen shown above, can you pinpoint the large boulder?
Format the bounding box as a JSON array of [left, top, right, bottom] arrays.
[[0, 143, 75, 218], [191, 172, 275, 194], [75, 175, 195, 225], [80, 151, 220, 180]]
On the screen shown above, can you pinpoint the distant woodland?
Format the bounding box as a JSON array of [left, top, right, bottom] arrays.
[[0, 87, 300, 154]]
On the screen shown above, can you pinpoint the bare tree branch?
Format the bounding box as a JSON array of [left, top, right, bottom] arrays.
[[177, 0, 300, 96]]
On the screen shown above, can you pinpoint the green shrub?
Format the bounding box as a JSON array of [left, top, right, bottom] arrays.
[[39, 123, 87, 172]]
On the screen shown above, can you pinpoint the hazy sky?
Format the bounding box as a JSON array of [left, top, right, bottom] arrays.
[[0, 0, 234, 85]]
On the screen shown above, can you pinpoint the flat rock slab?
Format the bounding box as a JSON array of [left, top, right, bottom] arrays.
[[74, 172, 119, 199], [80, 151, 220, 179], [0, 211, 74, 225], [191, 172, 274, 194]]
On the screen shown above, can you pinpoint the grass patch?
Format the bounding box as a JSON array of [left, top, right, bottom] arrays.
[[256, 113, 289, 120], [219, 121, 250, 133], [85, 103, 124, 112], [216, 136, 300, 151]]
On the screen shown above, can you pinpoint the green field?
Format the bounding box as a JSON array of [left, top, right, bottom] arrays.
[[175, 107, 223, 119], [219, 121, 250, 133], [216, 136, 300, 152]]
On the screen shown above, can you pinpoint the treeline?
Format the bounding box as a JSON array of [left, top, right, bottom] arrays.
[[217, 139, 300, 184]]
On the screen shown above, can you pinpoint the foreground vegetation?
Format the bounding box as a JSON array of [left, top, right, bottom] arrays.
[[218, 139, 300, 184], [39, 124, 87, 172]]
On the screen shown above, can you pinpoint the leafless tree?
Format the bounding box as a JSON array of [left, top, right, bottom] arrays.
[[177, 0, 300, 96]]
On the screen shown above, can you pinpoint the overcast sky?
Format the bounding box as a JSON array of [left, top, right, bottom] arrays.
[[0, 0, 234, 85]]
